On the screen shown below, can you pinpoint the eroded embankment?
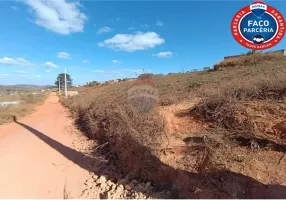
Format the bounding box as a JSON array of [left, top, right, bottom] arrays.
[[63, 56, 286, 198]]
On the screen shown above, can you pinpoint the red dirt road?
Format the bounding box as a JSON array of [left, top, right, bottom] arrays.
[[0, 93, 92, 198]]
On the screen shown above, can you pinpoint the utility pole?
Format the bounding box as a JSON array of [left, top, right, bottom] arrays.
[[64, 68, 68, 98], [58, 78, 61, 95]]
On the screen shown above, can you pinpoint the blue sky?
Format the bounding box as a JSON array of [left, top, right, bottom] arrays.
[[0, 0, 285, 85]]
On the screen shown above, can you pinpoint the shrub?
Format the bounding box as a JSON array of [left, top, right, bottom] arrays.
[[85, 81, 101, 87], [203, 67, 211, 71], [138, 73, 153, 80], [127, 85, 158, 113], [191, 69, 286, 131], [63, 82, 166, 182]]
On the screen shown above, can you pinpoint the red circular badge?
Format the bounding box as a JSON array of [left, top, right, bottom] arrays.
[[231, 1, 285, 50]]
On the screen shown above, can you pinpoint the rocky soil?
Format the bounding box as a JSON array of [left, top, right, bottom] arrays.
[[69, 124, 171, 199]]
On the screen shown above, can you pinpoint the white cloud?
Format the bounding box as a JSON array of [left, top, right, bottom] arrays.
[[83, 60, 89, 64], [153, 51, 173, 58], [57, 52, 71, 59], [115, 17, 120, 21], [45, 69, 51, 72], [112, 60, 121, 64], [0, 57, 33, 67], [35, 75, 42, 78], [11, 6, 19, 11], [98, 32, 164, 52], [97, 26, 113, 34], [141, 24, 149, 28], [45, 61, 58, 68], [93, 70, 104, 73], [23, 0, 87, 35], [0, 73, 9, 77], [156, 20, 164, 27], [16, 70, 30, 74], [128, 27, 135, 31]]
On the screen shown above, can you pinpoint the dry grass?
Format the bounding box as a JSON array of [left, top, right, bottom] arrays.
[[214, 52, 284, 70], [0, 92, 49, 124], [62, 79, 166, 181], [192, 68, 286, 130], [187, 55, 286, 182], [0, 94, 22, 102], [62, 53, 286, 197]]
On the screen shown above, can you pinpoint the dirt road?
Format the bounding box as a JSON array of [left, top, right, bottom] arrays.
[[0, 93, 93, 198]]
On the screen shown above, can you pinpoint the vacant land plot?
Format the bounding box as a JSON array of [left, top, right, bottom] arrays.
[[0, 92, 49, 124], [62, 53, 286, 198]]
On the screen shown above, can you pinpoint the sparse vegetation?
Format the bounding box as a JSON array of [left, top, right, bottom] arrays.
[[0, 92, 49, 124], [85, 81, 101, 87], [62, 76, 166, 183], [214, 52, 284, 70], [192, 69, 286, 129], [138, 73, 153, 80], [203, 66, 211, 71], [62, 52, 286, 198]]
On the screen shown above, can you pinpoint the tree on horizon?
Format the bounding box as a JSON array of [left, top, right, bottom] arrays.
[[54, 73, 73, 89]]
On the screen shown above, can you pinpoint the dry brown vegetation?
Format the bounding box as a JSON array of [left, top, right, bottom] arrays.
[[0, 93, 49, 124], [213, 52, 284, 70], [62, 53, 286, 198]]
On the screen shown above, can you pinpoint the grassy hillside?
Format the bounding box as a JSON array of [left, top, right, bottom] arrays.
[[62, 53, 286, 198]]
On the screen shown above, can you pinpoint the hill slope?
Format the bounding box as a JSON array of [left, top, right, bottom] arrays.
[[62, 53, 286, 198]]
